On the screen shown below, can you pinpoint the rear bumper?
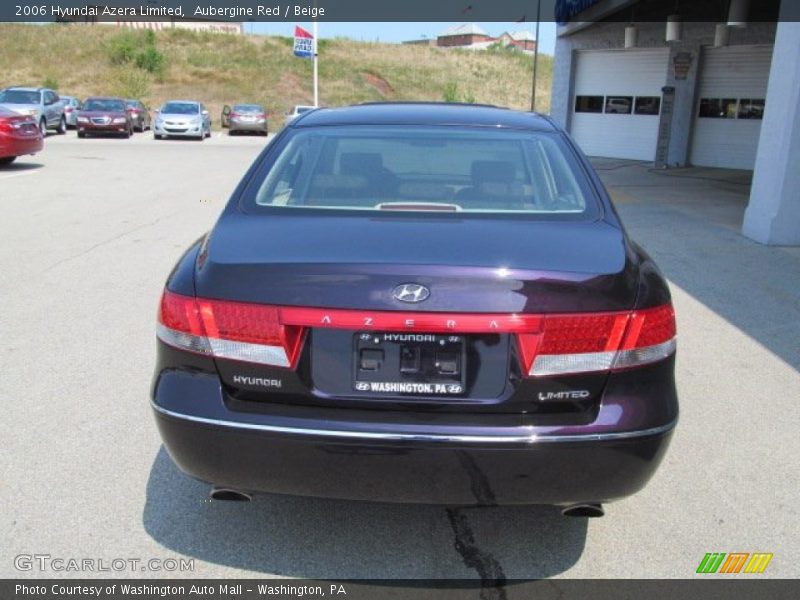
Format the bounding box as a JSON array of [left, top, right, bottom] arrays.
[[229, 120, 268, 132], [152, 370, 676, 506], [154, 123, 203, 137], [0, 136, 43, 158], [78, 123, 128, 133]]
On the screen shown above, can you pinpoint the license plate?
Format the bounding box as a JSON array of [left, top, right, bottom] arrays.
[[353, 332, 466, 395]]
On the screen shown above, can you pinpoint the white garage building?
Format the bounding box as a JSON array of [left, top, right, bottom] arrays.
[[550, 0, 800, 245]]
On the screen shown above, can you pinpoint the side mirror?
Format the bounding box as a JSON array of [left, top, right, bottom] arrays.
[[202, 110, 209, 116]]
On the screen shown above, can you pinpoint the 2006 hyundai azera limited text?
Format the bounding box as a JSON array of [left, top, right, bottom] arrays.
[[152, 103, 677, 515]]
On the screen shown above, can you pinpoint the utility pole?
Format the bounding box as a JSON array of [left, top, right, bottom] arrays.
[[530, 0, 541, 112]]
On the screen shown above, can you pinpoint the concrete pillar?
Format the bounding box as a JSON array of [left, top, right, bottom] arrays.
[[742, 19, 800, 245], [549, 34, 574, 127]]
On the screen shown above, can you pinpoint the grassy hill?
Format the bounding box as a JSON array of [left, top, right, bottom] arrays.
[[0, 23, 552, 125]]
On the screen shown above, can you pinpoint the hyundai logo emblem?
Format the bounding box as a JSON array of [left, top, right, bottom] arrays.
[[392, 283, 430, 303]]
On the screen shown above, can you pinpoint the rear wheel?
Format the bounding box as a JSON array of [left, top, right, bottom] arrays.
[[77, 131, 86, 138], [56, 115, 66, 135], [0, 156, 16, 165]]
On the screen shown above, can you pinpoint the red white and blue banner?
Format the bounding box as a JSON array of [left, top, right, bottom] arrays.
[[293, 25, 314, 58]]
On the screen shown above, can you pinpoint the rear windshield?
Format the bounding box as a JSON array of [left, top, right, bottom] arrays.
[[161, 102, 198, 114], [0, 90, 40, 104], [245, 125, 599, 218], [83, 99, 125, 112], [234, 104, 263, 113]]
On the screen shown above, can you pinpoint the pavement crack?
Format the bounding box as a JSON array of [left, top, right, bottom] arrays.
[[446, 508, 507, 600], [456, 450, 497, 506], [41, 210, 182, 273]]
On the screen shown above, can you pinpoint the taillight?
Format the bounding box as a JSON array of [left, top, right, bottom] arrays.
[[0, 116, 30, 133], [156, 290, 675, 375], [526, 305, 676, 377], [157, 291, 305, 368], [229, 112, 240, 119]]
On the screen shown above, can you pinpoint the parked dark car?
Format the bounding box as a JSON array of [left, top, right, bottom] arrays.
[[0, 106, 43, 165], [227, 103, 268, 136], [125, 99, 151, 132], [152, 103, 677, 514], [76, 97, 133, 138]]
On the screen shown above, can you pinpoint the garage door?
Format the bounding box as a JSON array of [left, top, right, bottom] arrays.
[[689, 45, 773, 170], [570, 49, 669, 161]]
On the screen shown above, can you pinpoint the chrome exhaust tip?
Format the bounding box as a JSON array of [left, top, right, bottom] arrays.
[[561, 503, 604, 518], [210, 487, 252, 502]]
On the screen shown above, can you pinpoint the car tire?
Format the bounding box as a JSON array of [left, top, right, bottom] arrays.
[[56, 116, 66, 135], [0, 156, 16, 165], [39, 118, 47, 137], [77, 131, 86, 138]]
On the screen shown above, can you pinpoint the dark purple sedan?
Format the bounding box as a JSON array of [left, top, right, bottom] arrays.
[[151, 103, 677, 515]]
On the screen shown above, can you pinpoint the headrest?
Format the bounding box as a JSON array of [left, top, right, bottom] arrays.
[[471, 160, 516, 184], [340, 152, 384, 175]]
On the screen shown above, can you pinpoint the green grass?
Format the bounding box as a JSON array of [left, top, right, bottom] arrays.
[[0, 23, 553, 125]]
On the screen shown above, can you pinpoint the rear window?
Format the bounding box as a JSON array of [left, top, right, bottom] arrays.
[[234, 104, 263, 113], [245, 125, 599, 218], [0, 89, 40, 104]]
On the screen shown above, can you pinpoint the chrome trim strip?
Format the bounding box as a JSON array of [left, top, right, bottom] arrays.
[[150, 400, 676, 444]]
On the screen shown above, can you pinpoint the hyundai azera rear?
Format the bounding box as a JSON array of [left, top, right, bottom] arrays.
[[151, 103, 677, 514]]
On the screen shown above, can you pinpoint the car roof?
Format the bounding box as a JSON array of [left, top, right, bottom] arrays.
[[5, 87, 42, 92], [292, 102, 557, 132], [163, 100, 200, 104]]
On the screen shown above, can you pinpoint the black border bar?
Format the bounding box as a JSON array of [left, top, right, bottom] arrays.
[[0, 0, 792, 23], [4, 579, 800, 600]]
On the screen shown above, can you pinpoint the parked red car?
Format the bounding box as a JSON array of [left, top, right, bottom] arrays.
[[76, 97, 133, 138], [0, 106, 43, 165]]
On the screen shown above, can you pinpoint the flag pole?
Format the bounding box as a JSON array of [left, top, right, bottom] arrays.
[[313, 20, 319, 107]]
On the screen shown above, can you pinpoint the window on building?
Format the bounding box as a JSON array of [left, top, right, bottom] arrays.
[[738, 99, 765, 120], [574, 96, 604, 113], [604, 96, 633, 114], [698, 98, 738, 119], [634, 96, 661, 116]]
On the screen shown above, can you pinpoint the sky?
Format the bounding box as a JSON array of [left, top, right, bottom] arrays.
[[250, 22, 558, 55]]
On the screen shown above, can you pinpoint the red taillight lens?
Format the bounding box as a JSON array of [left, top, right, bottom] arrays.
[[159, 291, 204, 335], [538, 313, 629, 355], [229, 112, 240, 119], [620, 304, 676, 349]]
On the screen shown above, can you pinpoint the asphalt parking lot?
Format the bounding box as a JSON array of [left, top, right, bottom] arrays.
[[1, 133, 798, 583]]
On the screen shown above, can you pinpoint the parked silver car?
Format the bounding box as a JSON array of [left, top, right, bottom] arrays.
[[284, 104, 315, 126], [0, 87, 66, 135], [153, 100, 211, 141], [61, 96, 81, 128], [227, 103, 269, 136]]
